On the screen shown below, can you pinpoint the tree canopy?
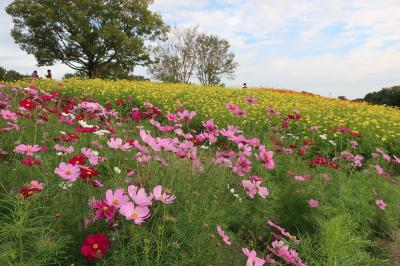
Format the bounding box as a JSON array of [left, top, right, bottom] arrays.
[[6, 0, 168, 78], [361, 86, 400, 107], [149, 27, 237, 85]]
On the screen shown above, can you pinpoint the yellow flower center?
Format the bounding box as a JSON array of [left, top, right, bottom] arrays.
[[87, 171, 92, 175], [132, 213, 139, 219], [65, 170, 72, 175], [92, 243, 99, 249], [102, 206, 108, 211], [112, 199, 119, 205]]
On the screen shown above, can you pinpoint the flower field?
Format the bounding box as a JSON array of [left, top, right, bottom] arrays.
[[0, 79, 399, 265]]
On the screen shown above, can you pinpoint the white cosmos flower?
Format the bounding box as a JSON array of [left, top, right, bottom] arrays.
[[114, 167, 121, 174], [94, 129, 110, 136]]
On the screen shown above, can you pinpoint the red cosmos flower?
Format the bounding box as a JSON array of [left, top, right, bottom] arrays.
[[93, 200, 116, 221], [80, 167, 98, 179], [74, 114, 84, 121], [192, 138, 203, 146], [59, 132, 80, 142], [62, 103, 74, 113], [69, 155, 86, 166], [115, 99, 124, 105], [313, 156, 327, 165], [66, 98, 76, 104], [75, 126, 99, 133], [50, 89, 62, 99], [19, 187, 41, 198], [19, 99, 36, 111], [303, 140, 315, 146], [81, 233, 110, 262], [21, 156, 41, 166], [130, 108, 143, 121]]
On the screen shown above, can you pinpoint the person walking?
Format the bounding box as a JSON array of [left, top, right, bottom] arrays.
[[45, 69, 52, 79], [31, 70, 39, 79]]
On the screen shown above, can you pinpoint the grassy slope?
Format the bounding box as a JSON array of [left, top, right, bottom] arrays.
[[0, 80, 399, 265]]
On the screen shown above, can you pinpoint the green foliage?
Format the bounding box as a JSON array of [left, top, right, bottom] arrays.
[[362, 86, 400, 107], [0, 195, 69, 265], [0, 66, 27, 82], [6, 0, 168, 78]]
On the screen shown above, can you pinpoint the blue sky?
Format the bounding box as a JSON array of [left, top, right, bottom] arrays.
[[1, 0, 400, 99]]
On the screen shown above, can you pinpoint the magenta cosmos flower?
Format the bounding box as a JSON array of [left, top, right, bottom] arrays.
[[54, 162, 80, 182], [152, 185, 176, 204], [119, 202, 150, 225], [14, 144, 42, 156], [105, 188, 129, 209]]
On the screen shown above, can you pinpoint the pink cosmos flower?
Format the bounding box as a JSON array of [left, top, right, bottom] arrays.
[[232, 154, 252, 176], [29, 180, 44, 190], [152, 185, 176, 204], [140, 130, 161, 152], [393, 155, 400, 164], [220, 125, 241, 137], [310, 125, 319, 131], [14, 144, 42, 156], [375, 165, 389, 176], [270, 240, 305, 266], [242, 179, 269, 198], [244, 96, 258, 104], [267, 220, 300, 244], [81, 148, 99, 165], [166, 113, 178, 122], [54, 144, 74, 154], [105, 188, 129, 209], [307, 199, 319, 208], [242, 248, 266, 266], [119, 202, 150, 225], [375, 199, 386, 210], [350, 141, 358, 149], [54, 162, 80, 182], [107, 138, 132, 151], [177, 109, 196, 123], [128, 185, 153, 206], [255, 145, 275, 169], [135, 152, 152, 163], [216, 225, 231, 245], [1, 110, 17, 121]]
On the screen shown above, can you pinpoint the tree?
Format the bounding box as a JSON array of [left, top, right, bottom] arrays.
[[148, 26, 198, 83], [6, 0, 168, 78], [0, 66, 27, 82], [361, 86, 400, 107], [194, 34, 237, 85]]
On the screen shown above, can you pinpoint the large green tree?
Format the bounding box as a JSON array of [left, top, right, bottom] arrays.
[[6, 0, 168, 78]]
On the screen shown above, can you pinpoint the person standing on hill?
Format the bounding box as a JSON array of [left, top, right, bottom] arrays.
[[31, 70, 39, 78], [45, 69, 52, 79], [242, 82, 247, 89]]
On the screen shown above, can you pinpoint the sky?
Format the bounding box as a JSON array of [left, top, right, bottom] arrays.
[[1, 1, 400, 99]]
